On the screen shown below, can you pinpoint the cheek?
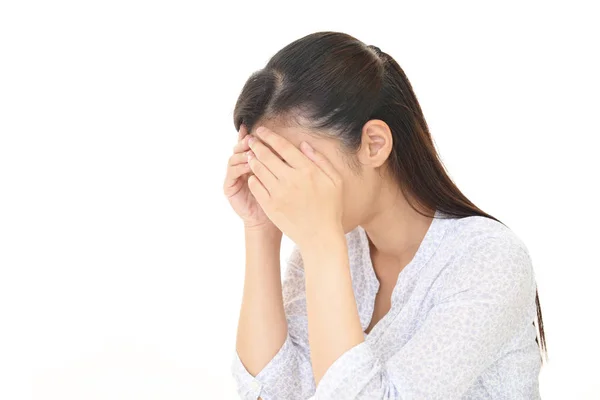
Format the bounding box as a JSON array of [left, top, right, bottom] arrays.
[[339, 179, 365, 232], [326, 154, 362, 211], [340, 176, 363, 212]]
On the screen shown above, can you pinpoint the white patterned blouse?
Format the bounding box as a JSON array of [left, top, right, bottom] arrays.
[[231, 209, 542, 399]]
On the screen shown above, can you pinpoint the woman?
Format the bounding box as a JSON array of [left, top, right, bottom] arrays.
[[224, 31, 547, 399]]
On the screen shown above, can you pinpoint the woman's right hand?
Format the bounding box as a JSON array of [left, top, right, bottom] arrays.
[[223, 124, 279, 232]]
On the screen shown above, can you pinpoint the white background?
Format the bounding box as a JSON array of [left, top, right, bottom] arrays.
[[1, 1, 598, 399]]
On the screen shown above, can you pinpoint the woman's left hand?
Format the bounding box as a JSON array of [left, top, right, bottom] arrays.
[[245, 126, 344, 249]]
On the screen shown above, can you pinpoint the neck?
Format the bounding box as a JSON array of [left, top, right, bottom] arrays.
[[360, 184, 435, 263]]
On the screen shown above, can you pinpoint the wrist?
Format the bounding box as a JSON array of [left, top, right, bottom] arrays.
[[244, 221, 280, 235], [297, 223, 345, 254], [244, 223, 282, 242], [299, 225, 349, 279], [244, 225, 282, 270]]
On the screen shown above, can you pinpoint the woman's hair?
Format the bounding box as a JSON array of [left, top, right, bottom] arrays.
[[232, 31, 547, 365]]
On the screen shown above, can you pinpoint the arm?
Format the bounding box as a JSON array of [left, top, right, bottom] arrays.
[[233, 225, 286, 399], [231, 228, 316, 399], [304, 234, 537, 399], [299, 226, 365, 385]]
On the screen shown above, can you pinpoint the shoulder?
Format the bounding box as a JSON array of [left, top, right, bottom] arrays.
[[445, 214, 531, 260], [436, 214, 536, 304]]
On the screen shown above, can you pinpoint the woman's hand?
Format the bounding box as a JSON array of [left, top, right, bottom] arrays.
[[223, 124, 280, 232], [245, 126, 344, 249]]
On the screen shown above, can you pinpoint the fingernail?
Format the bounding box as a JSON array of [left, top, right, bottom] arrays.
[[248, 136, 256, 146], [302, 141, 314, 153]]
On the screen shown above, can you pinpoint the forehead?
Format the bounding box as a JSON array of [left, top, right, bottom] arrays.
[[250, 121, 336, 152], [250, 122, 306, 146]]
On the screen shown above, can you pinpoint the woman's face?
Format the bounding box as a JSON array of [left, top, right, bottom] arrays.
[[248, 121, 386, 234]]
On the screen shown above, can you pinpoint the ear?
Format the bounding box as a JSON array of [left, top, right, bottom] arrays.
[[357, 119, 393, 168]]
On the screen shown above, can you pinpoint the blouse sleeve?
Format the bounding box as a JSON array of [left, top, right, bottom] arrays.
[[231, 246, 316, 400], [313, 234, 538, 400]]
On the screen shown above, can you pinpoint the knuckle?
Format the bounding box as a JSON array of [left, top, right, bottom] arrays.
[[249, 158, 260, 171], [277, 174, 287, 186], [306, 167, 318, 178], [277, 139, 290, 153], [251, 144, 262, 157], [232, 154, 243, 164], [271, 187, 282, 200], [270, 135, 282, 147], [297, 165, 310, 176]]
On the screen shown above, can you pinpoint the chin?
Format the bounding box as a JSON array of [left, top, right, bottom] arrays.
[[341, 220, 360, 235]]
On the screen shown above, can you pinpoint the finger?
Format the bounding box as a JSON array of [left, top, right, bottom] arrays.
[[247, 151, 278, 193], [247, 174, 270, 206], [233, 134, 251, 153], [224, 163, 251, 189], [300, 141, 342, 184], [248, 136, 290, 178], [229, 151, 250, 166], [254, 126, 308, 169]]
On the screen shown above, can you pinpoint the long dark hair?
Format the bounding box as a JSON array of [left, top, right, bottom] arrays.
[[232, 31, 547, 365]]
